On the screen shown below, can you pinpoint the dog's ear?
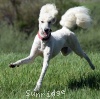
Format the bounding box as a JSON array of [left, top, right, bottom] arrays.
[[52, 18, 56, 24]]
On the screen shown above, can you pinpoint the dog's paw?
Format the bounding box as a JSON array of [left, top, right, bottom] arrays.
[[9, 63, 16, 68], [91, 65, 95, 70], [34, 85, 40, 92], [9, 63, 18, 68]]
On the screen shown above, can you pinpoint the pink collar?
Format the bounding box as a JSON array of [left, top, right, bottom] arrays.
[[38, 31, 51, 41], [38, 32, 43, 40]]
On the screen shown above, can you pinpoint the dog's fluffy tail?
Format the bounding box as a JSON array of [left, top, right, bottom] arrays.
[[60, 6, 92, 29], [39, 4, 58, 20]]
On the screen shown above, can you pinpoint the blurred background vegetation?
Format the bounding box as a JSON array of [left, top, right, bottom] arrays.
[[0, 0, 100, 53]]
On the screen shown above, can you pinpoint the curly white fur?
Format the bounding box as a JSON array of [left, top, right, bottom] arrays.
[[60, 6, 92, 29], [39, 4, 58, 22]]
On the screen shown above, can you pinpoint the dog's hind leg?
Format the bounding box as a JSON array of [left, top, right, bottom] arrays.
[[67, 32, 95, 70], [9, 43, 39, 68]]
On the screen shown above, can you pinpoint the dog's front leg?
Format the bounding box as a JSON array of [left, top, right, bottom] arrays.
[[34, 47, 51, 92], [9, 42, 39, 68]]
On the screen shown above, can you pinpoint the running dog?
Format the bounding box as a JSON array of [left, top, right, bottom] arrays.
[[9, 4, 95, 92]]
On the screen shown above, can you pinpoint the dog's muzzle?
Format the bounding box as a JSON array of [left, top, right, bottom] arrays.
[[38, 29, 52, 41], [44, 29, 52, 35]]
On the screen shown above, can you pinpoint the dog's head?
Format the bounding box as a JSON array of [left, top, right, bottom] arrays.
[[38, 4, 58, 39], [38, 14, 55, 38]]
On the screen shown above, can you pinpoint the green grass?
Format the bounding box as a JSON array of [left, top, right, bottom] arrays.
[[0, 52, 100, 99]]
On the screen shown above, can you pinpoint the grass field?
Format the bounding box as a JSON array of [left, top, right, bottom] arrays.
[[0, 52, 100, 99]]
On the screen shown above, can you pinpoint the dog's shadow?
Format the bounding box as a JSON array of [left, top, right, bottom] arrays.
[[68, 73, 100, 90]]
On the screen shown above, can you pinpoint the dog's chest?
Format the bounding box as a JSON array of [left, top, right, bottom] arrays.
[[38, 41, 47, 52]]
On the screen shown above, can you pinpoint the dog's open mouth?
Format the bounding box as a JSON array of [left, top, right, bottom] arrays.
[[43, 29, 52, 37]]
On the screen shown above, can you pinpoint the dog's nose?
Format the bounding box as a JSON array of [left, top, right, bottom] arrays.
[[44, 29, 52, 33], [44, 29, 49, 33]]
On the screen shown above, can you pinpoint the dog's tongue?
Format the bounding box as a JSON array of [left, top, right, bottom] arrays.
[[44, 32, 48, 37]]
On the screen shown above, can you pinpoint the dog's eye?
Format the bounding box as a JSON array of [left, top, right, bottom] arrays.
[[41, 21, 44, 23]]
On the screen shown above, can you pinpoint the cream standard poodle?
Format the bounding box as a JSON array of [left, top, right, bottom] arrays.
[[9, 4, 95, 92]]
